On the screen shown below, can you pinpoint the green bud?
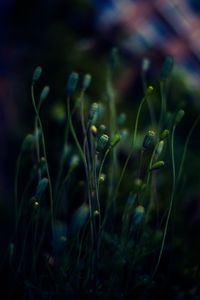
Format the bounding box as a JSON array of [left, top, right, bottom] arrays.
[[70, 155, 80, 168], [175, 109, 185, 124], [99, 124, 106, 134], [93, 210, 100, 218], [40, 86, 50, 103], [22, 134, 34, 152], [160, 129, 169, 140], [32, 66, 42, 84], [132, 205, 145, 225], [99, 173, 106, 183], [143, 130, 156, 149], [161, 56, 174, 80], [149, 160, 165, 171], [96, 134, 109, 152], [146, 85, 154, 96], [110, 133, 121, 149], [82, 74, 92, 91], [134, 178, 143, 191], [67, 72, 79, 95], [89, 102, 99, 123], [117, 113, 126, 126]]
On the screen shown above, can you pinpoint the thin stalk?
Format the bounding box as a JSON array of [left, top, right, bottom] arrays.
[[141, 71, 156, 128], [31, 85, 54, 232], [152, 124, 176, 277], [106, 68, 118, 202], [113, 93, 149, 201], [67, 95, 94, 249]]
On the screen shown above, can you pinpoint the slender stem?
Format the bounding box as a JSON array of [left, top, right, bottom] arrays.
[[113, 93, 149, 201], [67, 94, 94, 249], [66, 96, 87, 169], [31, 85, 54, 232], [141, 71, 156, 128], [152, 125, 176, 277], [106, 68, 118, 206]]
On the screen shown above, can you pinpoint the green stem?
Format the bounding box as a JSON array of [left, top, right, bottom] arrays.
[[31, 85, 54, 232], [152, 125, 176, 277], [113, 93, 149, 201]]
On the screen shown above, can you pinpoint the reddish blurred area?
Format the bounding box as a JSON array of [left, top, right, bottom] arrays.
[[94, 0, 200, 85]]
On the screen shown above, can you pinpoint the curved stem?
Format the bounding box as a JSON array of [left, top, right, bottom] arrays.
[[152, 124, 176, 277], [31, 85, 54, 232], [113, 93, 149, 201]]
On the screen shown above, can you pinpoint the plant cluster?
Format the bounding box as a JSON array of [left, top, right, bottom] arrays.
[[4, 50, 200, 299]]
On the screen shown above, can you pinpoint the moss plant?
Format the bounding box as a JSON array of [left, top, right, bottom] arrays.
[[10, 53, 200, 299]]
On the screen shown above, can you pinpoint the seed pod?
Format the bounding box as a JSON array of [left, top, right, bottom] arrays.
[[117, 113, 126, 126], [93, 210, 100, 218], [89, 102, 99, 123], [143, 130, 156, 149], [110, 133, 121, 149], [90, 125, 97, 136], [82, 73, 92, 91], [70, 203, 89, 235], [32, 66, 42, 84], [175, 109, 185, 124], [70, 155, 80, 168], [146, 85, 154, 96], [134, 178, 143, 191], [34, 201, 40, 208], [22, 134, 34, 152], [99, 173, 106, 183], [35, 177, 49, 199], [99, 124, 106, 135], [160, 129, 169, 140], [67, 72, 79, 95], [142, 57, 150, 72], [132, 205, 145, 225], [120, 129, 129, 141], [149, 160, 165, 171], [161, 56, 174, 80], [96, 134, 109, 152], [40, 86, 50, 103], [155, 140, 164, 157]]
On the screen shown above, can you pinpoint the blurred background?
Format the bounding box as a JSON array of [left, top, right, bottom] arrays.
[[1, 0, 200, 246], [1, 0, 200, 297]]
